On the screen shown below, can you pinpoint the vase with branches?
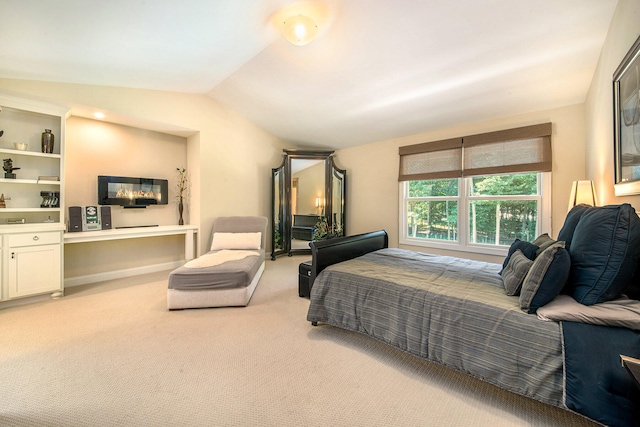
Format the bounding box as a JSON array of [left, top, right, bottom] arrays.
[[176, 167, 188, 225]]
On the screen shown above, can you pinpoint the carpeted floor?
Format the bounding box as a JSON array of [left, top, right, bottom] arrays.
[[0, 255, 599, 426]]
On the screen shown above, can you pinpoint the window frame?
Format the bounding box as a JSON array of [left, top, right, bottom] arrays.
[[399, 172, 552, 256]]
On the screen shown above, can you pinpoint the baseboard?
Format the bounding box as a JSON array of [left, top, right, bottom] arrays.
[[64, 260, 184, 288], [0, 292, 61, 310]]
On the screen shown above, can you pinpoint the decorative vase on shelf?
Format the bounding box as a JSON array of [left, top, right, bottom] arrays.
[[41, 129, 54, 153], [178, 199, 184, 225]]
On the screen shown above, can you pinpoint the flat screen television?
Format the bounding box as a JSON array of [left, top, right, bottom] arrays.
[[98, 175, 168, 208]]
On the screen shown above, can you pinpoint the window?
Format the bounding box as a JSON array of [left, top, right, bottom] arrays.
[[400, 173, 550, 255], [398, 123, 552, 255]]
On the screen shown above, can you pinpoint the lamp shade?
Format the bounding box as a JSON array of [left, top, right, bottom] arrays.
[[282, 14, 318, 46], [568, 180, 597, 212]]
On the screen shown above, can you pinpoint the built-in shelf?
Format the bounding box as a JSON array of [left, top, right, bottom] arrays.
[[0, 148, 62, 159], [0, 208, 60, 213], [0, 93, 68, 306], [0, 178, 61, 185], [0, 95, 66, 230]]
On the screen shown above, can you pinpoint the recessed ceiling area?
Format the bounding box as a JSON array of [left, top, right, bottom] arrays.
[[0, 0, 618, 149]]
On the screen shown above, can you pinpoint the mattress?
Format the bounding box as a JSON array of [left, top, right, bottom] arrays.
[[307, 248, 565, 407], [168, 249, 264, 290]]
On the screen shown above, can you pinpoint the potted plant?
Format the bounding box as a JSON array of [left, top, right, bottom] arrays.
[[176, 167, 188, 225], [313, 217, 344, 241]]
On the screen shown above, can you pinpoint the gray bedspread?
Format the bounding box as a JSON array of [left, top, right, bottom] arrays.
[[168, 249, 264, 290], [307, 248, 565, 407]]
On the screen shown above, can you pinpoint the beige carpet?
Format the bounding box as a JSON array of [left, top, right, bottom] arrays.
[[0, 255, 599, 427]]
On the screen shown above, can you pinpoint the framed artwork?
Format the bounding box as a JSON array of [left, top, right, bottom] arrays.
[[614, 35, 640, 196]]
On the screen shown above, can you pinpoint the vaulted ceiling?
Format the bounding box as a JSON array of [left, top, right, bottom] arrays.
[[0, 0, 618, 149]]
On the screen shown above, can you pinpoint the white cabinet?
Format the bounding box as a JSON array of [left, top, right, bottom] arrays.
[[1, 227, 64, 301], [0, 93, 67, 306], [6, 231, 62, 299]]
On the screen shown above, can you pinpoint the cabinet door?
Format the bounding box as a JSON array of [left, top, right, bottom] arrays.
[[7, 244, 61, 299]]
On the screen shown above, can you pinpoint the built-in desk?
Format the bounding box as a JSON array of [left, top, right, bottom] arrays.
[[63, 225, 198, 287], [64, 225, 198, 260]]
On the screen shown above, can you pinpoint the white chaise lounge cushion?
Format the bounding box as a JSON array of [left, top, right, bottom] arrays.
[[183, 250, 260, 269], [211, 232, 262, 251]]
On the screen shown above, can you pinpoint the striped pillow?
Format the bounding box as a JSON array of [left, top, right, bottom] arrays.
[[532, 233, 558, 257], [502, 250, 534, 296], [520, 242, 571, 314]]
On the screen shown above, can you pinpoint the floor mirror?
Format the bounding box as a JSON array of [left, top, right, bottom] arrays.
[[271, 149, 346, 259]]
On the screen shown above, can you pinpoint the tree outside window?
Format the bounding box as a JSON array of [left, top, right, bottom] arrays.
[[404, 173, 540, 249]]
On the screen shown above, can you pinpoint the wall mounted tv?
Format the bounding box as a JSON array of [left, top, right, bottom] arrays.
[[98, 175, 168, 208]]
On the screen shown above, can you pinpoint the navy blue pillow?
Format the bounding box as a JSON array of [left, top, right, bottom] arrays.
[[558, 204, 593, 250], [567, 204, 640, 305], [623, 268, 640, 300], [500, 239, 538, 275]]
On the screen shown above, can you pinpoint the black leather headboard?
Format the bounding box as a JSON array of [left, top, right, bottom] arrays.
[[310, 230, 388, 283]]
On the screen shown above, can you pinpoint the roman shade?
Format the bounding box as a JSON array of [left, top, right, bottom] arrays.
[[398, 123, 552, 181], [463, 123, 552, 176], [398, 138, 462, 181]]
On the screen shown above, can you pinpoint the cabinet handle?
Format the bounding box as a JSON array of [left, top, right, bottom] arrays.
[[33, 235, 39, 241], [11, 252, 15, 259]]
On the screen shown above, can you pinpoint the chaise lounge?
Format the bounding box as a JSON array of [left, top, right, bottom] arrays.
[[167, 216, 267, 310]]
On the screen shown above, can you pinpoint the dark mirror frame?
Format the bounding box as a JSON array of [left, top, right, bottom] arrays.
[[613, 35, 640, 196], [271, 149, 346, 259]]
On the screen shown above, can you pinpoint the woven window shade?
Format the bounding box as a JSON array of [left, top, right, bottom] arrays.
[[463, 123, 552, 177], [398, 123, 552, 181], [398, 138, 462, 181]]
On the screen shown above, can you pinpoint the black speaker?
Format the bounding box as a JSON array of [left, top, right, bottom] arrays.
[[100, 206, 112, 230], [68, 206, 82, 232]]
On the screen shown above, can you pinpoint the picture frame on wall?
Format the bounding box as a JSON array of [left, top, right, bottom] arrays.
[[613, 35, 640, 196]]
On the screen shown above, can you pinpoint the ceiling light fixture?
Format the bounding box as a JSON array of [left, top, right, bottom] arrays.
[[93, 112, 105, 119], [282, 14, 318, 46]]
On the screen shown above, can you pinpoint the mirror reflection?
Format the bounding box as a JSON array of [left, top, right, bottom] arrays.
[[271, 150, 346, 259], [291, 159, 325, 250]]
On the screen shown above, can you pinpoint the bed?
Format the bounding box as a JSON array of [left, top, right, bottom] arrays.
[[167, 216, 267, 309], [306, 204, 640, 427]]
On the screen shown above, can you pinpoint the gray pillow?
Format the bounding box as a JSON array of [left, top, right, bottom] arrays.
[[520, 242, 571, 314], [537, 294, 640, 330], [502, 250, 534, 296]]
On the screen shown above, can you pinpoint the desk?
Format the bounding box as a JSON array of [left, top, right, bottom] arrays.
[[64, 225, 198, 260]]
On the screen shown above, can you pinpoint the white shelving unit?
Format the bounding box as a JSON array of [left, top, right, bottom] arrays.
[[0, 97, 66, 225], [0, 93, 69, 306]]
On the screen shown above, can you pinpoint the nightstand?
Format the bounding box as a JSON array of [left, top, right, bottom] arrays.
[[298, 260, 312, 298]]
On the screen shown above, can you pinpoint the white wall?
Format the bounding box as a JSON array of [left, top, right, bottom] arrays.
[[336, 104, 586, 263], [65, 116, 187, 227], [585, 0, 640, 207], [0, 80, 290, 258], [63, 116, 188, 278]]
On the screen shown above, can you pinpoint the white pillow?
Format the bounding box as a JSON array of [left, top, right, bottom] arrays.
[[211, 232, 261, 251]]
